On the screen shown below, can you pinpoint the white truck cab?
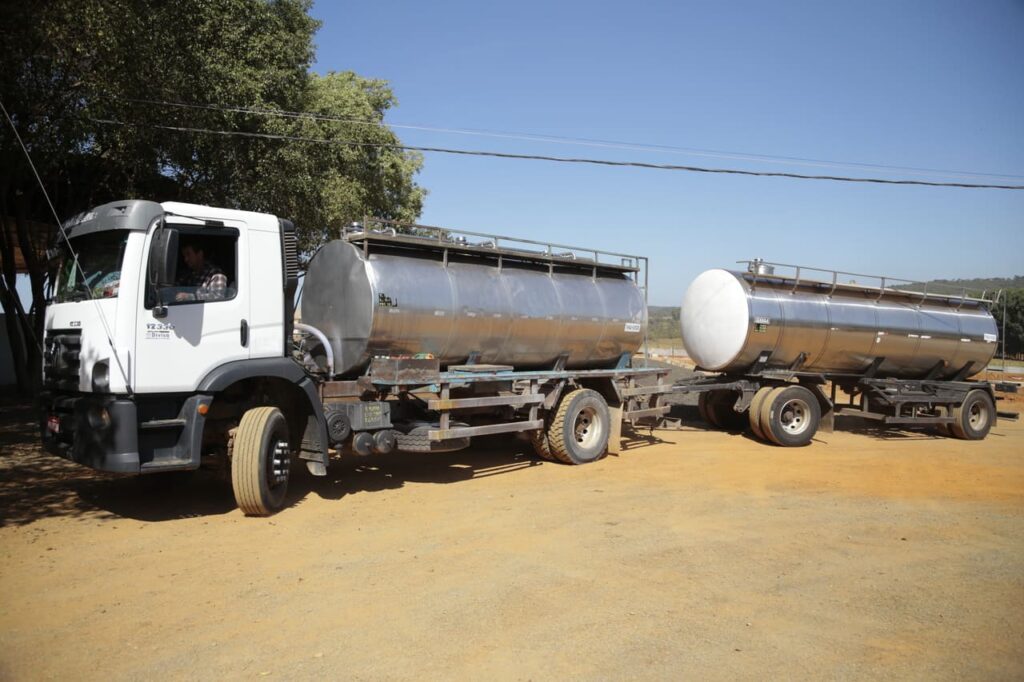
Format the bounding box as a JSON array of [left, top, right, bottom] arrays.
[[42, 200, 329, 505]]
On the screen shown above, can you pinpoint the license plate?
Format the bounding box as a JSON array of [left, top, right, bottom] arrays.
[[47, 415, 61, 434]]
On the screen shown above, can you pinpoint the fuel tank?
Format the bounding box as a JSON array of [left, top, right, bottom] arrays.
[[681, 267, 998, 380], [301, 235, 646, 377]]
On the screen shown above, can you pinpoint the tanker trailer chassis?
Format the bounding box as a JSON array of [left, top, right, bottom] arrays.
[[675, 259, 1015, 446], [675, 367, 1006, 447], [316, 355, 675, 465]]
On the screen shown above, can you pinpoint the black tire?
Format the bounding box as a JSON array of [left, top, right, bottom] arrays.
[[529, 429, 558, 461], [706, 391, 746, 431], [547, 389, 611, 464], [950, 390, 995, 440], [232, 406, 290, 516], [697, 392, 720, 428], [748, 386, 774, 440], [758, 387, 786, 444], [761, 385, 821, 447], [394, 424, 471, 453]]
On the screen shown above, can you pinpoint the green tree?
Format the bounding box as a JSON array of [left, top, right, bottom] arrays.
[[992, 289, 1024, 358], [0, 0, 424, 394]]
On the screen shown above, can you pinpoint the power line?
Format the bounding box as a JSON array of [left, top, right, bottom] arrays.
[[91, 118, 1024, 190], [119, 97, 1024, 183]]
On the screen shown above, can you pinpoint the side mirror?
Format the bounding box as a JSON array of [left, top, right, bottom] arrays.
[[148, 224, 179, 287]]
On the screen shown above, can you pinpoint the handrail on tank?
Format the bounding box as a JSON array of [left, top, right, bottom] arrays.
[[363, 216, 646, 269], [735, 259, 999, 306]]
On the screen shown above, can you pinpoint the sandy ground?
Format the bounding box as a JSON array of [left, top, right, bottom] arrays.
[[1, 397, 1023, 680]]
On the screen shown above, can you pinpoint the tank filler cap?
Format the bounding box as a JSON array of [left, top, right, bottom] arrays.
[[749, 258, 775, 276]]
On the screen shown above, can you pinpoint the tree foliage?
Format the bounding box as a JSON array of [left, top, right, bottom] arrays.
[[992, 289, 1024, 358], [0, 0, 425, 393]]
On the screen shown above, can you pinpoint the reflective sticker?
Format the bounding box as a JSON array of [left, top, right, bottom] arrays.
[[434, 310, 446, 316], [388, 308, 400, 314], [960, 338, 971, 343], [754, 316, 771, 325], [624, 322, 642, 333]]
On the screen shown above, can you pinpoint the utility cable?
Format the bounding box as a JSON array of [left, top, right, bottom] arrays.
[[90, 118, 1024, 191], [118, 97, 1024, 183]]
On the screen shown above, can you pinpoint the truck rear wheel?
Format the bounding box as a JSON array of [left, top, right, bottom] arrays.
[[950, 390, 995, 440], [529, 429, 558, 461], [748, 386, 774, 440], [547, 389, 610, 464], [761, 385, 820, 447], [232, 406, 290, 516]]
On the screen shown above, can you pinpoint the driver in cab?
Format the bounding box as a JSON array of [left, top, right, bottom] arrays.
[[175, 240, 227, 301]]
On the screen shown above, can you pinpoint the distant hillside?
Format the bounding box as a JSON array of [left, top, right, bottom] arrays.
[[896, 275, 1024, 294], [648, 305, 681, 340]]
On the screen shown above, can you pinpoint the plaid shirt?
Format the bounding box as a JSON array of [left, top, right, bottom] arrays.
[[180, 262, 228, 301]]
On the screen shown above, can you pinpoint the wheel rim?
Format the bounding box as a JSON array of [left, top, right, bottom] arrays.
[[779, 398, 811, 435], [574, 406, 603, 449], [968, 401, 988, 431], [270, 438, 290, 487]]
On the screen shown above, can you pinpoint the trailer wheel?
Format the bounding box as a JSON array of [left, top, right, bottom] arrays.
[[547, 389, 611, 464], [748, 386, 774, 440], [231, 406, 290, 516], [697, 392, 720, 428], [757, 387, 786, 444], [950, 390, 995, 440], [707, 391, 746, 431], [761, 385, 820, 447]]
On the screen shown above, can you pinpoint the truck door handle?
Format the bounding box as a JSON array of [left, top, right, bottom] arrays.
[[240, 319, 249, 347]]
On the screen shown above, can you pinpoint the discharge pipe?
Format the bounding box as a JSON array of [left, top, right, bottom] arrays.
[[294, 322, 335, 378]]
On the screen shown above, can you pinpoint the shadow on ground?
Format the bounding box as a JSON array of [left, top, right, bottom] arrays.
[[1, 401, 550, 525]]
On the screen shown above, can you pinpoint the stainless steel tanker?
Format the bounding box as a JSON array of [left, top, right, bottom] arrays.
[[681, 262, 998, 380], [301, 227, 647, 377]]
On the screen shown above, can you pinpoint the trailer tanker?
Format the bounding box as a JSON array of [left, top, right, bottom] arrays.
[[676, 260, 1005, 448], [301, 235, 647, 377], [681, 265, 998, 380]]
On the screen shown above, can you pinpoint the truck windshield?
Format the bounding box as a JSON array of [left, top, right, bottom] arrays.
[[54, 231, 130, 303]]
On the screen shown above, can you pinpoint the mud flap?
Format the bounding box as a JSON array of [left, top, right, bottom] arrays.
[[607, 405, 623, 454]]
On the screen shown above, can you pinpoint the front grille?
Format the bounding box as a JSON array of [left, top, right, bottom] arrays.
[[44, 329, 82, 391], [283, 231, 300, 281]]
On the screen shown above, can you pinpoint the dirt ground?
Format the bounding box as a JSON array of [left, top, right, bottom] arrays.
[[1, 396, 1023, 680]]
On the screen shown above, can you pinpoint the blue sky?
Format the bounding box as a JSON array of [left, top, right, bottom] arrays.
[[311, 0, 1023, 305]]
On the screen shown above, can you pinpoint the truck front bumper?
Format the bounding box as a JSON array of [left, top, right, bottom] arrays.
[[42, 394, 142, 473]]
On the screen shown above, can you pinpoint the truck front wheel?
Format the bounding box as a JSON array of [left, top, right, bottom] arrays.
[[232, 406, 291, 516]]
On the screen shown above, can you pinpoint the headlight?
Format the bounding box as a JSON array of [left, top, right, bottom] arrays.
[[87, 405, 111, 431], [91, 361, 110, 392]]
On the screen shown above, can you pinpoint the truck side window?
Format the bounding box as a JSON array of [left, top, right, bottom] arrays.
[[147, 231, 238, 308]]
